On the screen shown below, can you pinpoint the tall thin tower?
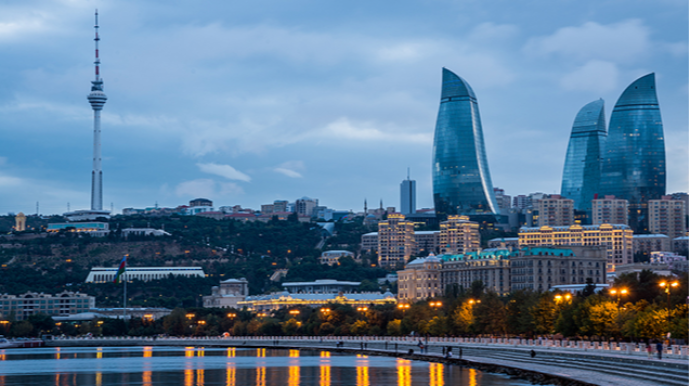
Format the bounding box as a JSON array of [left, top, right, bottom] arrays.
[[87, 10, 107, 211]]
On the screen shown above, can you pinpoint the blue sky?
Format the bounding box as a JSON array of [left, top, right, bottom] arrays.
[[0, 0, 687, 215]]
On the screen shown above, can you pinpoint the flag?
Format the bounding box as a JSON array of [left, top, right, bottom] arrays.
[[113, 255, 127, 284]]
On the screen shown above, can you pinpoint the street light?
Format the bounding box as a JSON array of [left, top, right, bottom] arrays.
[[429, 301, 442, 308], [356, 306, 368, 312], [186, 313, 195, 320], [289, 310, 300, 317], [468, 299, 481, 306], [609, 288, 628, 308], [397, 303, 410, 313], [320, 308, 331, 314], [659, 281, 679, 309], [227, 313, 237, 318]]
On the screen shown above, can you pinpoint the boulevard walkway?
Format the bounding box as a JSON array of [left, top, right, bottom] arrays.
[[49, 335, 689, 386]]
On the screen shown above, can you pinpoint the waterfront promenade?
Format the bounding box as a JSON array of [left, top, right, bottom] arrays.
[[47, 335, 689, 386]]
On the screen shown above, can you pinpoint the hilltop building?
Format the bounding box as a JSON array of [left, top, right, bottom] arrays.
[[0, 291, 95, 321], [203, 278, 248, 309]]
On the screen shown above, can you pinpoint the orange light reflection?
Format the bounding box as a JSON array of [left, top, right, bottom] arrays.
[[429, 362, 444, 386], [397, 359, 411, 386], [226, 366, 236, 386], [227, 348, 235, 358], [256, 367, 266, 386], [289, 365, 300, 386], [143, 346, 153, 358]]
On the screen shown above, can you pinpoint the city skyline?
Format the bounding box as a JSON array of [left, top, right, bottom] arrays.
[[0, 1, 687, 215]]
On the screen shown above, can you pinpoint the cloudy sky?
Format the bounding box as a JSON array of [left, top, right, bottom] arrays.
[[0, 0, 687, 215]]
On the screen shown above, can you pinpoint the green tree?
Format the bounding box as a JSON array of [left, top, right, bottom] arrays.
[[451, 302, 474, 334], [474, 293, 507, 335], [387, 319, 402, 336]]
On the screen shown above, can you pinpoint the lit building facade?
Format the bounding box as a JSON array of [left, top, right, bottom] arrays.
[[440, 248, 512, 295], [600, 73, 666, 232], [377, 214, 416, 268], [561, 99, 607, 213], [362, 230, 439, 256], [432, 68, 499, 218], [439, 215, 480, 255], [648, 196, 687, 239], [591, 196, 628, 226], [85, 267, 205, 283], [14, 212, 26, 231], [0, 291, 95, 321], [519, 224, 633, 272], [319, 250, 355, 266], [510, 246, 607, 292], [397, 254, 443, 302], [536, 195, 574, 227]]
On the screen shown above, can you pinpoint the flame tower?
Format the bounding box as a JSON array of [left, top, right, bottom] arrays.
[[87, 10, 107, 211]]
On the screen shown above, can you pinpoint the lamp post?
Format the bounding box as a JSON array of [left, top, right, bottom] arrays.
[[659, 281, 679, 309], [397, 303, 410, 314]]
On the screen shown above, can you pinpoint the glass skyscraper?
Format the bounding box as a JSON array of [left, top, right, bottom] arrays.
[[560, 99, 607, 212], [432, 68, 499, 218], [600, 73, 665, 231]]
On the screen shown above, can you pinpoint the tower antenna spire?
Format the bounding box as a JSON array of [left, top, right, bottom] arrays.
[[88, 9, 107, 211]]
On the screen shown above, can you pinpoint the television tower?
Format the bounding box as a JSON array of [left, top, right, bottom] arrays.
[[87, 10, 107, 211]]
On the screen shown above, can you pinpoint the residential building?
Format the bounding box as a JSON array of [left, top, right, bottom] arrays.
[[414, 231, 441, 255], [273, 200, 289, 213], [561, 99, 607, 213], [319, 250, 355, 266], [648, 196, 687, 239], [493, 188, 512, 215], [397, 254, 443, 302], [295, 197, 318, 217], [614, 263, 672, 279], [203, 278, 248, 309], [85, 267, 205, 283], [377, 214, 415, 268], [510, 245, 607, 292], [518, 224, 633, 272], [439, 215, 480, 255], [673, 236, 688, 255], [190, 198, 213, 207], [536, 195, 574, 227], [591, 196, 628, 226], [362, 230, 439, 255], [600, 73, 666, 232], [432, 68, 499, 217], [0, 291, 95, 321], [440, 248, 512, 295], [633, 234, 671, 257]]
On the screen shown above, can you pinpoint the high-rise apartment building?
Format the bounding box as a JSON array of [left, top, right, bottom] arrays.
[[400, 174, 416, 215], [432, 68, 499, 217], [601, 73, 665, 232], [561, 99, 607, 212], [633, 234, 671, 257], [519, 224, 633, 272], [648, 196, 687, 239], [591, 195, 628, 226], [439, 215, 480, 255], [295, 197, 318, 217], [377, 214, 416, 268], [493, 187, 512, 214], [536, 195, 574, 227]]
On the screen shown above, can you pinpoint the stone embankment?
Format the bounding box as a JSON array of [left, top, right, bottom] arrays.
[[47, 335, 689, 386]]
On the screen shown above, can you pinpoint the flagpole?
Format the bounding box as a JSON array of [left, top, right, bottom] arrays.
[[123, 272, 127, 321]]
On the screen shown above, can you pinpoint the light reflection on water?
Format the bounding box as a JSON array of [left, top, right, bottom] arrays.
[[0, 346, 532, 386]]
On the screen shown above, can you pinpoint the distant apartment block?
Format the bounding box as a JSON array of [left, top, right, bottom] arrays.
[[377, 214, 415, 268], [591, 196, 628, 226], [648, 196, 687, 239], [439, 215, 480, 255], [633, 234, 671, 257], [488, 237, 520, 251], [362, 230, 439, 255], [400, 176, 416, 215], [493, 188, 512, 214], [519, 224, 633, 272], [0, 291, 95, 321], [673, 236, 689, 254], [295, 197, 318, 217], [536, 195, 574, 227]]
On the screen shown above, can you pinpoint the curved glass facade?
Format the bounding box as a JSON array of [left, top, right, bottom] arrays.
[[601, 73, 665, 230], [432, 68, 498, 217], [561, 99, 607, 212]]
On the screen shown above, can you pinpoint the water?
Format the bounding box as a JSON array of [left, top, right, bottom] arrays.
[[0, 346, 532, 386]]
